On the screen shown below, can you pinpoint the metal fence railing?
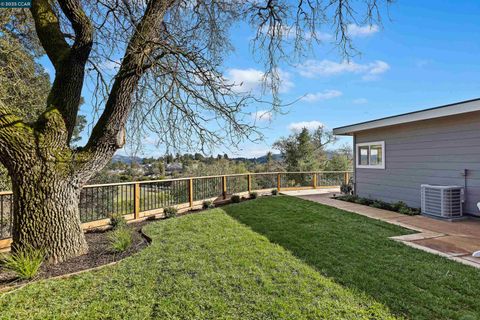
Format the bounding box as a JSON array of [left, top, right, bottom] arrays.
[[0, 171, 351, 244]]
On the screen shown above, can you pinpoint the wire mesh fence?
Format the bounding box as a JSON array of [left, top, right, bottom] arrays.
[[280, 172, 315, 188], [141, 179, 189, 212], [226, 175, 249, 194], [80, 184, 135, 222], [251, 173, 278, 190], [193, 176, 224, 201]]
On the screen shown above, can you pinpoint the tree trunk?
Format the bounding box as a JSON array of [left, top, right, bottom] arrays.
[[11, 167, 87, 264]]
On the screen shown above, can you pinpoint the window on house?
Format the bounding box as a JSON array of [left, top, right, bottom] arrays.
[[356, 141, 385, 169]]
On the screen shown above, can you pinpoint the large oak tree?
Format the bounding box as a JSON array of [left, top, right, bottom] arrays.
[[0, 0, 389, 263]]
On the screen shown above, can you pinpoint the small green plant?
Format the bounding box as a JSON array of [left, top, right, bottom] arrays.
[[398, 206, 420, 216], [336, 194, 358, 203], [271, 189, 278, 196], [1, 246, 44, 280], [392, 201, 408, 212], [231, 194, 241, 203], [109, 212, 127, 230], [392, 201, 418, 215], [163, 206, 178, 218], [249, 191, 258, 199], [369, 200, 393, 210], [369, 200, 384, 209], [202, 200, 215, 209], [108, 227, 133, 253], [338, 196, 420, 216], [355, 197, 373, 206]]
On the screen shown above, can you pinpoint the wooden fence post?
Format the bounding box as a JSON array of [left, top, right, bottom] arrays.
[[189, 178, 194, 208], [247, 174, 252, 193], [222, 175, 227, 199], [313, 173, 317, 189], [277, 173, 281, 191], [134, 183, 141, 220]]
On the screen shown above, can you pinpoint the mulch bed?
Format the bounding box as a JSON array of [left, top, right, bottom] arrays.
[[0, 220, 151, 290]]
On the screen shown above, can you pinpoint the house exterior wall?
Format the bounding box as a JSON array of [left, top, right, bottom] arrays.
[[354, 111, 480, 216]]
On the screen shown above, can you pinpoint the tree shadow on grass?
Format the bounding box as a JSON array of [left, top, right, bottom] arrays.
[[223, 196, 480, 320]]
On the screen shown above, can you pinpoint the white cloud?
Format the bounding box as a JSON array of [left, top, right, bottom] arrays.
[[347, 24, 379, 37], [251, 110, 273, 121], [353, 98, 368, 104], [226, 68, 264, 92], [297, 59, 390, 80], [368, 60, 389, 74], [301, 90, 342, 103], [315, 32, 333, 41], [226, 68, 294, 93], [288, 121, 324, 132], [361, 61, 390, 80]]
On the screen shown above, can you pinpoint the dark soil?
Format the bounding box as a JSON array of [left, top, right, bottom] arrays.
[[0, 220, 151, 290]]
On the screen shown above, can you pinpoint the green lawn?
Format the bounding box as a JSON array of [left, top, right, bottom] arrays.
[[224, 196, 480, 320], [0, 207, 394, 319]]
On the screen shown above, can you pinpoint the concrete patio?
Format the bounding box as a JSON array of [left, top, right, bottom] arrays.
[[282, 189, 480, 269]]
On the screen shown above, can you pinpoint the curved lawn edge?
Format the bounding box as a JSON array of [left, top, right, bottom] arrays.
[[0, 208, 396, 319]]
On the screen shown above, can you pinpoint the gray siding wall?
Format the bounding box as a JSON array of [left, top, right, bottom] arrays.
[[355, 111, 480, 215]]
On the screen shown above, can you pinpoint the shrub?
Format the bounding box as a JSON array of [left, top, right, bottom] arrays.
[[398, 206, 420, 216], [271, 189, 278, 196], [337, 194, 420, 216], [369, 200, 384, 209], [1, 246, 44, 280], [109, 212, 127, 230], [249, 192, 258, 199], [231, 195, 241, 203], [336, 194, 358, 203], [369, 200, 393, 211], [340, 182, 353, 195], [202, 200, 215, 209], [108, 227, 133, 253], [163, 206, 178, 218], [355, 197, 373, 206], [392, 201, 408, 212]]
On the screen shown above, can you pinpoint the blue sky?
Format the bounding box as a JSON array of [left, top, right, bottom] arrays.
[[39, 1, 480, 158]]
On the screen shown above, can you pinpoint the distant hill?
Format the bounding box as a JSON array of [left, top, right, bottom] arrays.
[[111, 152, 342, 164], [231, 153, 282, 164], [112, 154, 143, 164], [113, 153, 284, 164]]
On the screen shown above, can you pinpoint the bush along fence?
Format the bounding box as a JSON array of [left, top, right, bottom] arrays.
[[0, 171, 351, 248]]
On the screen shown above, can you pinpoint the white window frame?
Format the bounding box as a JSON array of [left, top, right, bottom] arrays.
[[356, 141, 385, 169]]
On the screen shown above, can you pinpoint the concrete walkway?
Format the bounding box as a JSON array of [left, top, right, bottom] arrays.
[[282, 189, 480, 269]]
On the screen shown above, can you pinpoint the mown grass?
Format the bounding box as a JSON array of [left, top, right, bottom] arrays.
[[224, 196, 480, 320], [0, 208, 395, 319]]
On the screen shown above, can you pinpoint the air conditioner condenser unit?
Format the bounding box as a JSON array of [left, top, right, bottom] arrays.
[[421, 184, 464, 220]]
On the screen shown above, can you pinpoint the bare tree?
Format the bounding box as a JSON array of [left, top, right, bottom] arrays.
[[0, 0, 389, 263]]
